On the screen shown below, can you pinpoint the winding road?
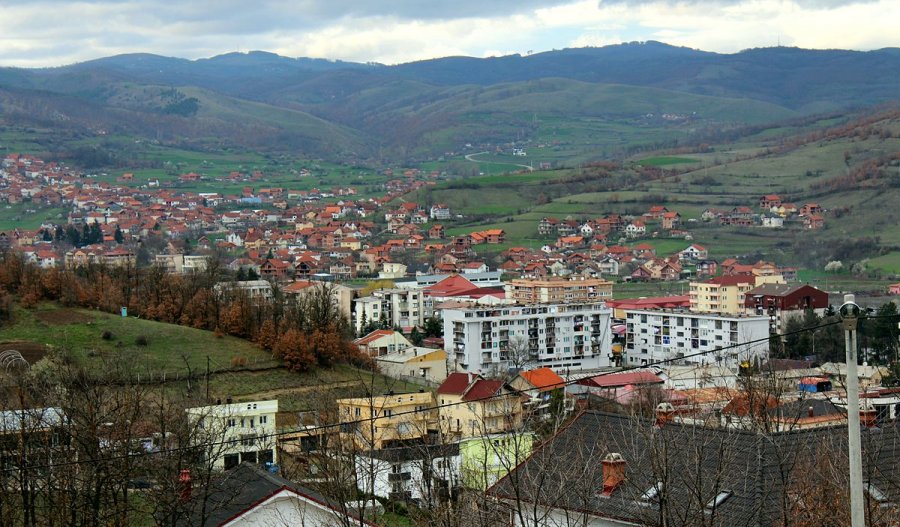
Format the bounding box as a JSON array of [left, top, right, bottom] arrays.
[[465, 151, 534, 172]]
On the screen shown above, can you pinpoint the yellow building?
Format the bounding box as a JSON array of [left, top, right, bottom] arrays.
[[336, 392, 436, 450], [436, 373, 524, 439], [506, 276, 613, 304], [689, 274, 784, 315]]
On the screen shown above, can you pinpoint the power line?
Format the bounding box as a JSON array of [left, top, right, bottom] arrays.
[[0, 319, 845, 474]]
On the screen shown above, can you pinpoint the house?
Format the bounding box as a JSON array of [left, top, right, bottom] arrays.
[[184, 400, 278, 471], [804, 214, 825, 229], [178, 462, 379, 527], [336, 392, 436, 450], [354, 330, 413, 357], [624, 221, 646, 238], [761, 214, 784, 228], [428, 224, 445, 240], [430, 204, 451, 220], [375, 347, 449, 384], [436, 373, 523, 439], [354, 443, 460, 505], [889, 283, 900, 295], [487, 410, 900, 527], [759, 193, 782, 209], [744, 283, 829, 333], [679, 244, 708, 262], [509, 368, 572, 420], [661, 211, 681, 230], [646, 205, 668, 219], [799, 203, 823, 216]]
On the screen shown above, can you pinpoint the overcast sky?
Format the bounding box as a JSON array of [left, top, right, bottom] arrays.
[[0, 0, 897, 67]]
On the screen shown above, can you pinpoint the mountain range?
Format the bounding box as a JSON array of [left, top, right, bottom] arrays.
[[1, 41, 898, 162]]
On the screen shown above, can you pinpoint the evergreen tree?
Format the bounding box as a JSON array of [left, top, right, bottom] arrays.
[[114, 226, 124, 244], [66, 225, 81, 247], [409, 327, 424, 346]]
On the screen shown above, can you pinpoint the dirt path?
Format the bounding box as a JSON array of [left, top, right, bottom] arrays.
[[465, 151, 534, 171]]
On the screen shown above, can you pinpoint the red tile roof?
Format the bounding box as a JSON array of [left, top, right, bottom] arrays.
[[519, 368, 565, 392], [578, 371, 663, 389], [354, 329, 398, 346], [463, 379, 504, 401], [704, 274, 755, 286], [437, 372, 479, 395]]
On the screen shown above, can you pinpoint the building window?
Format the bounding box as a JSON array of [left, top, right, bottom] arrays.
[[259, 416, 267, 424]]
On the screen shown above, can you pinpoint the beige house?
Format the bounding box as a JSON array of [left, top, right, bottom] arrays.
[[375, 347, 448, 384], [336, 392, 436, 450], [436, 373, 523, 439], [282, 280, 355, 322], [354, 329, 413, 357]]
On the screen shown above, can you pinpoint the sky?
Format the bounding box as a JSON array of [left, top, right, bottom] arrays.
[[0, 0, 898, 68]]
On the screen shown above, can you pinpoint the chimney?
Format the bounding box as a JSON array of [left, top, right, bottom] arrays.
[[860, 409, 877, 428], [179, 469, 192, 502], [601, 453, 626, 496], [655, 402, 675, 427]]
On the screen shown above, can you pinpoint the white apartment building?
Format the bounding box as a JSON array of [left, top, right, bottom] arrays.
[[185, 400, 278, 470], [442, 302, 613, 374], [154, 253, 210, 274], [354, 288, 425, 332], [623, 309, 769, 370], [214, 280, 273, 302]]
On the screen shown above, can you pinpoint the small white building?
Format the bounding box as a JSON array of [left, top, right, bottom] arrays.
[[354, 444, 461, 505], [214, 280, 273, 302], [185, 400, 278, 470]]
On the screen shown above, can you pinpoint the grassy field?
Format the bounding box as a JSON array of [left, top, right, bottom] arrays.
[[0, 303, 424, 412], [0, 303, 276, 372], [638, 156, 701, 166], [0, 203, 66, 231]]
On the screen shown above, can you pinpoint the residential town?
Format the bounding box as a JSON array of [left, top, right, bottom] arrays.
[[2, 151, 900, 526]]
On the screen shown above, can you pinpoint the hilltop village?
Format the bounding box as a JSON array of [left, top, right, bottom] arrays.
[[2, 151, 900, 526]]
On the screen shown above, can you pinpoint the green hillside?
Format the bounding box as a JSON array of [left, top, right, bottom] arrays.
[[0, 304, 417, 411], [424, 111, 900, 278]]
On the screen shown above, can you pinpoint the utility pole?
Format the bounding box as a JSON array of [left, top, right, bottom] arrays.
[[840, 293, 864, 527], [206, 355, 211, 403]]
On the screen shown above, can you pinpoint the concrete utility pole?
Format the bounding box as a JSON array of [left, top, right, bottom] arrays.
[[840, 293, 865, 527]]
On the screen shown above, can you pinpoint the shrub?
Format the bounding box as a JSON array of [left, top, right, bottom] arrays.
[[135, 335, 149, 346], [230, 356, 248, 368], [101, 330, 113, 340]]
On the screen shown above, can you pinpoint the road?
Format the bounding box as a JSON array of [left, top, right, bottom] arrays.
[[464, 151, 534, 172]]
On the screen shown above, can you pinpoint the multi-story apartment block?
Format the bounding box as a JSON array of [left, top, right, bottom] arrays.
[[336, 392, 436, 450], [353, 288, 426, 332], [442, 302, 613, 373], [185, 400, 278, 470], [505, 277, 613, 305], [689, 274, 784, 315], [623, 309, 770, 369]]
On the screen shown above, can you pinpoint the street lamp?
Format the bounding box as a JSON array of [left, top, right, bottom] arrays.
[[840, 294, 864, 527]]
